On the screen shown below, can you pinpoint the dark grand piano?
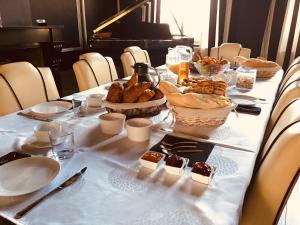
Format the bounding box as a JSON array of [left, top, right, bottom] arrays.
[[89, 0, 194, 74]]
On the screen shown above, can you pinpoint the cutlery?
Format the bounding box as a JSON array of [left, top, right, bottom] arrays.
[[161, 140, 198, 146], [158, 129, 255, 153], [160, 145, 204, 153], [14, 167, 87, 219]]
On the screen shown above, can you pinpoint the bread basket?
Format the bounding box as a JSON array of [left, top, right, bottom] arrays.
[[243, 65, 281, 78], [168, 102, 236, 127], [104, 97, 166, 118]]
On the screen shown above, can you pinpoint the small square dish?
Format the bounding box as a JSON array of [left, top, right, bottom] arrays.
[[139, 151, 165, 170], [165, 154, 188, 176], [191, 162, 215, 185]]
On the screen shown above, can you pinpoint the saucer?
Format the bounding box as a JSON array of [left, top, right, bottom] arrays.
[[25, 135, 51, 149]]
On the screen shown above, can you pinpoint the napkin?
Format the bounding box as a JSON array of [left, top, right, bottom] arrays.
[[0, 152, 31, 166], [150, 134, 215, 166], [236, 105, 261, 115], [17, 110, 53, 122]]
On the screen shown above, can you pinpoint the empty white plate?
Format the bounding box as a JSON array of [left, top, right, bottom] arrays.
[[0, 157, 60, 196], [31, 101, 72, 115], [228, 95, 257, 106]]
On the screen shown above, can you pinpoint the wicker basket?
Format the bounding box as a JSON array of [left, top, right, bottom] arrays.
[[244, 66, 281, 78], [168, 102, 236, 127], [104, 97, 166, 119]]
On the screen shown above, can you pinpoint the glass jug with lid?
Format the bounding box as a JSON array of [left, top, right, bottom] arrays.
[[133, 63, 160, 88]]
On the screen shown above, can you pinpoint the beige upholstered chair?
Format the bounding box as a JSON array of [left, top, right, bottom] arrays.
[[267, 79, 300, 132], [278, 65, 300, 93], [241, 121, 300, 225], [0, 62, 59, 116], [120, 46, 151, 77], [259, 98, 300, 165], [210, 43, 251, 64], [73, 52, 118, 91]]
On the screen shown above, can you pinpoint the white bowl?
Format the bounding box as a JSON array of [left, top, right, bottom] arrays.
[[165, 157, 188, 176], [126, 118, 152, 142], [34, 122, 61, 143], [87, 94, 104, 108], [99, 113, 126, 135], [191, 166, 216, 185], [139, 151, 165, 170]]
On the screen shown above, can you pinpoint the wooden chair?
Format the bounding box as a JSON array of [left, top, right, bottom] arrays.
[[241, 121, 300, 225], [120, 46, 151, 77], [0, 62, 59, 116], [210, 43, 251, 64], [73, 52, 118, 91]]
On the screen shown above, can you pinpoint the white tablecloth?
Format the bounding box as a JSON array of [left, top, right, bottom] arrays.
[[0, 70, 283, 225]]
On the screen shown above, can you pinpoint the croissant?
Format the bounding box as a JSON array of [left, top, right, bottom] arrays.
[[125, 74, 138, 88], [106, 82, 124, 103], [152, 88, 164, 100], [137, 89, 155, 102], [122, 82, 151, 103]]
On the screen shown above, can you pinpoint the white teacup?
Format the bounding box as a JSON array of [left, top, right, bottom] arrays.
[[99, 113, 126, 135], [126, 118, 152, 142], [34, 122, 61, 143], [87, 94, 104, 108]]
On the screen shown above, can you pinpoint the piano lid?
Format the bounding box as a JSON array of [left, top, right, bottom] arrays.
[[93, 0, 150, 34]]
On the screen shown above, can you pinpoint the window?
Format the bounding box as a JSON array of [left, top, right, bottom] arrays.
[[160, 0, 211, 49]]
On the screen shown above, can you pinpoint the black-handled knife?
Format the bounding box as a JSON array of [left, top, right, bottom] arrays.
[[15, 167, 87, 219]]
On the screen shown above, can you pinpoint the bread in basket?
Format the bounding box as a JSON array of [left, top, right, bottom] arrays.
[[234, 56, 281, 78], [159, 80, 236, 127]]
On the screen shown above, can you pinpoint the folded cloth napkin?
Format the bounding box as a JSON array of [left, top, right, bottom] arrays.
[[150, 134, 215, 167], [17, 110, 53, 122], [236, 105, 261, 115], [0, 152, 31, 166]]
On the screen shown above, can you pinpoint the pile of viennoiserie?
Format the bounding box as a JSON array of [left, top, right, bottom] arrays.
[[159, 78, 232, 109], [106, 74, 164, 103]]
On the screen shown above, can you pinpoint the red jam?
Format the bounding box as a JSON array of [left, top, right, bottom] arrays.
[[166, 154, 183, 168], [142, 152, 163, 163], [191, 162, 212, 176]]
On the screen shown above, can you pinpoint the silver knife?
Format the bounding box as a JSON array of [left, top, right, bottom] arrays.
[[15, 167, 87, 219]]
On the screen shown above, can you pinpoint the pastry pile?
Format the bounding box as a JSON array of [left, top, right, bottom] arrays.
[[106, 74, 164, 103], [182, 78, 227, 96]]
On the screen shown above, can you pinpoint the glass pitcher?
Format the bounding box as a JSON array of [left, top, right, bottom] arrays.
[[133, 63, 160, 88]]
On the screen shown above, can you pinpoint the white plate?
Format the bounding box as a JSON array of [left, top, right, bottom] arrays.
[[25, 135, 51, 149], [31, 101, 72, 115], [228, 95, 257, 106], [0, 157, 60, 196]]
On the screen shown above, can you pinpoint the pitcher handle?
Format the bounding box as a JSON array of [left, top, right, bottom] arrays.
[[149, 66, 161, 88]]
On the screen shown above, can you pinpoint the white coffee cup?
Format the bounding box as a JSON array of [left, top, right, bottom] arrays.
[[99, 113, 126, 135], [126, 118, 152, 142], [86, 94, 104, 108], [34, 122, 61, 143]]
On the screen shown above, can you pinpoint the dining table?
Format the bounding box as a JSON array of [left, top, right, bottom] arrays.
[[0, 69, 283, 225]]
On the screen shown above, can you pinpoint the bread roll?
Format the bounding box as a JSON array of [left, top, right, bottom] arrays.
[[166, 92, 231, 109], [242, 58, 279, 68], [158, 81, 181, 95]]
